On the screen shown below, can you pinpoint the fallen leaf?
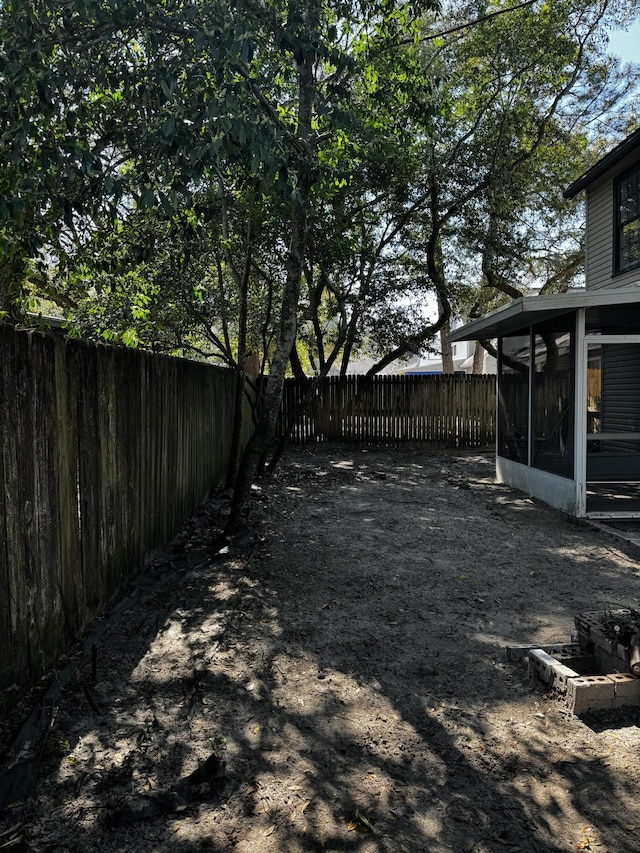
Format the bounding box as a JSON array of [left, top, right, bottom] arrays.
[[263, 825, 276, 837], [354, 810, 374, 834], [347, 820, 357, 832]]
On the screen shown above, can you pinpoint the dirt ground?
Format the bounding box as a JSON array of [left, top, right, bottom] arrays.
[[4, 444, 640, 853]]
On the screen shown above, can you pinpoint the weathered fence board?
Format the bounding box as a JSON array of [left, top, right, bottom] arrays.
[[278, 374, 496, 447], [1, 325, 247, 714]]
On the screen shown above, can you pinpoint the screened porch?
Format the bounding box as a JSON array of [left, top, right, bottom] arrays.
[[450, 289, 640, 518]]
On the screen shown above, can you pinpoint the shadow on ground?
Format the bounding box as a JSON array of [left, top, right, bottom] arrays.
[[3, 445, 640, 853]]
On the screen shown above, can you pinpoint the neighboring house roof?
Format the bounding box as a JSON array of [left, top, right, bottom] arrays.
[[397, 359, 465, 374], [449, 287, 640, 341], [564, 127, 640, 199], [459, 352, 497, 372]]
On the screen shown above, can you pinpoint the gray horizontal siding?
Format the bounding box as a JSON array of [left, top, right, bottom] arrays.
[[586, 149, 640, 291], [586, 183, 613, 290]]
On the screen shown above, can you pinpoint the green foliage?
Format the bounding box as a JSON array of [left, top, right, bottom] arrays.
[[0, 0, 637, 376]]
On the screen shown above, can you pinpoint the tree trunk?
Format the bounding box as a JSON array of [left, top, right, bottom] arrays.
[[0, 253, 28, 320], [365, 219, 452, 378], [226, 368, 248, 488], [425, 167, 453, 376], [439, 320, 454, 374], [437, 286, 454, 374], [225, 303, 250, 488], [225, 2, 318, 534], [267, 327, 347, 472], [226, 197, 307, 532], [472, 340, 485, 374], [224, 221, 252, 489], [289, 343, 307, 380]]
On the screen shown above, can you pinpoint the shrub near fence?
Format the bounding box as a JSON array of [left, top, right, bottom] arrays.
[[0, 325, 245, 713], [278, 374, 496, 446]]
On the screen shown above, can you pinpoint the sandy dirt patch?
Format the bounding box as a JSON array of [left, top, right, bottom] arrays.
[[4, 444, 640, 852]]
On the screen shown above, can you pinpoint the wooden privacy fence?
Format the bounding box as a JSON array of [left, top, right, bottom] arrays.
[[277, 374, 496, 446], [0, 325, 246, 713]]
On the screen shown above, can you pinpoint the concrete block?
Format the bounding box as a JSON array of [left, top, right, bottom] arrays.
[[609, 672, 640, 706], [527, 649, 579, 692], [506, 643, 580, 663], [574, 614, 593, 637], [577, 634, 595, 655], [567, 676, 616, 715], [553, 663, 582, 691], [547, 643, 582, 658], [594, 644, 627, 675], [508, 642, 582, 662], [506, 645, 536, 663], [577, 610, 633, 659], [526, 649, 558, 684], [561, 654, 596, 673]]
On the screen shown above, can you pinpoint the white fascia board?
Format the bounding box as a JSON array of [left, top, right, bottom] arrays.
[[449, 286, 640, 342]]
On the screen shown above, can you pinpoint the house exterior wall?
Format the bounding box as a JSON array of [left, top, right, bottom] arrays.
[[397, 340, 497, 375], [586, 148, 640, 291]]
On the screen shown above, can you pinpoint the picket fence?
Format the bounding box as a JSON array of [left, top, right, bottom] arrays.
[[0, 324, 245, 714], [277, 374, 496, 446]]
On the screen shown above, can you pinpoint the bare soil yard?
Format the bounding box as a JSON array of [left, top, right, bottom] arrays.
[[4, 444, 640, 852]]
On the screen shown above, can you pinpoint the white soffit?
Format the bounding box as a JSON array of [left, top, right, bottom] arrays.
[[449, 287, 640, 342]]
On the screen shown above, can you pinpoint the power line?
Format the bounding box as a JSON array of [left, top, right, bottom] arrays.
[[401, 0, 541, 45]]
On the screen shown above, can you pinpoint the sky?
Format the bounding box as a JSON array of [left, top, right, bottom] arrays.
[[608, 17, 640, 64]]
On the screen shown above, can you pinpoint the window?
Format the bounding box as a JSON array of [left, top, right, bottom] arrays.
[[615, 163, 640, 274]]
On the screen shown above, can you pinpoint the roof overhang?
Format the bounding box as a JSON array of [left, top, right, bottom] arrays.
[[449, 287, 640, 342], [564, 128, 640, 199]]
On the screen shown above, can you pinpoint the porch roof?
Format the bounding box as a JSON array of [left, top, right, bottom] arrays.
[[449, 287, 640, 342]]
